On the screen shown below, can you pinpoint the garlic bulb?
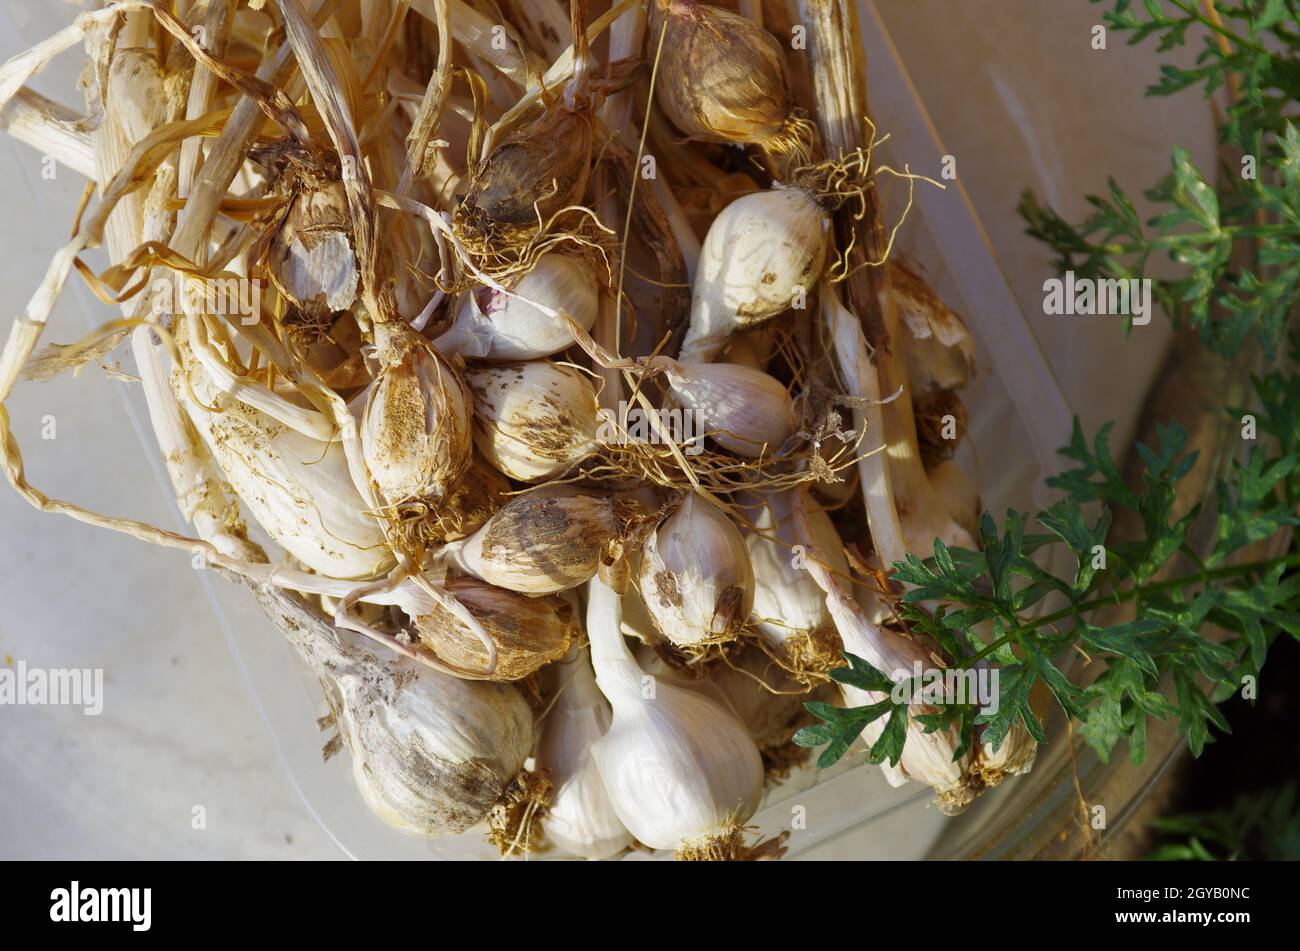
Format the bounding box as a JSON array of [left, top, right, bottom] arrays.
[[535, 648, 633, 859], [652, 356, 795, 457], [680, 186, 830, 363], [458, 106, 592, 236], [979, 717, 1038, 785], [435, 254, 599, 361], [466, 361, 599, 482], [649, 0, 806, 156], [362, 331, 474, 506], [744, 490, 847, 670], [639, 493, 754, 647], [586, 580, 765, 859], [182, 364, 393, 581], [454, 485, 623, 595], [412, 575, 575, 681], [261, 583, 533, 837]]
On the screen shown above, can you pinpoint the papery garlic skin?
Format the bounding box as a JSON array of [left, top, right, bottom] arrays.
[[268, 586, 535, 838], [650, 0, 796, 151], [586, 582, 764, 856], [337, 657, 534, 836], [680, 186, 830, 363], [466, 361, 599, 482], [536, 649, 632, 859], [927, 459, 980, 539], [362, 340, 473, 506], [436, 255, 599, 361], [412, 575, 575, 681], [456, 485, 621, 595], [183, 366, 393, 580], [745, 491, 847, 664], [639, 493, 754, 647], [658, 359, 795, 457]]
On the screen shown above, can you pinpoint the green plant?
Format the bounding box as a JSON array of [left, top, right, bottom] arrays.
[[796, 0, 1300, 772]]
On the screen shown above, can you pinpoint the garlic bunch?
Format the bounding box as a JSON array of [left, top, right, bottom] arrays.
[[181, 363, 393, 581], [435, 254, 599, 361], [362, 329, 474, 507], [649, 0, 807, 157], [744, 490, 847, 670], [453, 485, 625, 595], [466, 361, 599, 481], [680, 185, 830, 363], [649, 356, 796, 457], [535, 648, 633, 859], [639, 492, 754, 647], [259, 583, 533, 837], [586, 580, 766, 859]]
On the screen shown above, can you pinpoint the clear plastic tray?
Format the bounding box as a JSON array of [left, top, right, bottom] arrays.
[[18, 0, 1078, 859]]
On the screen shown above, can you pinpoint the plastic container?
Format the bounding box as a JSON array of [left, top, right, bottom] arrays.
[[7, 1, 1177, 860]]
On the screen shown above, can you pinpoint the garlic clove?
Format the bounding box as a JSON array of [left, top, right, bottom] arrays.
[[680, 186, 830, 364], [465, 361, 599, 482], [639, 493, 754, 647], [411, 575, 575, 681], [455, 485, 623, 595], [436, 254, 599, 361], [362, 333, 474, 507], [657, 358, 796, 457], [535, 649, 633, 859]]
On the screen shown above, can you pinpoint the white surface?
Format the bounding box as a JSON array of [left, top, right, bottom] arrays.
[[0, 1, 1210, 859]]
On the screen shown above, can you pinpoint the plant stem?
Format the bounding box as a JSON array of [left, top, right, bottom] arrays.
[[961, 551, 1300, 666]]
